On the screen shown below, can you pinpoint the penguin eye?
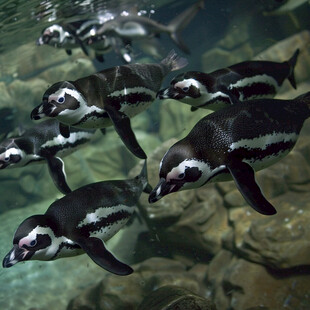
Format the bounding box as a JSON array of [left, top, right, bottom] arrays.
[[29, 240, 37, 247], [182, 87, 189, 92], [178, 172, 185, 179], [57, 96, 65, 103], [4, 156, 10, 162]]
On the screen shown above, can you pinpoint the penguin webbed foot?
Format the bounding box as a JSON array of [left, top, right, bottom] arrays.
[[227, 160, 277, 215], [77, 237, 133, 275]]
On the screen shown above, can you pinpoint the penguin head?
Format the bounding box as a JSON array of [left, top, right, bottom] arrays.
[[36, 25, 72, 47], [3, 215, 61, 268], [0, 139, 24, 169], [30, 81, 85, 125], [149, 140, 206, 203], [157, 71, 210, 105]]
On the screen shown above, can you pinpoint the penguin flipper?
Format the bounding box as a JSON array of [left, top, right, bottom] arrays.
[[104, 106, 147, 159], [226, 160, 277, 215], [59, 123, 70, 138], [77, 236, 133, 275], [46, 156, 72, 194]]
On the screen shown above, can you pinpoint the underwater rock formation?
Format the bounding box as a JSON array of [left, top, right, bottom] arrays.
[[137, 285, 217, 310], [67, 257, 214, 310], [130, 88, 310, 309]]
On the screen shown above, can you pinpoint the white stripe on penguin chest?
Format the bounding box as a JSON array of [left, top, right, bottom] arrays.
[[228, 74, 279, 100], [40, 131, 94, 157], [77, 204, 134, 241], [228, 131, 298, 170], [108, 87, 156, 118]]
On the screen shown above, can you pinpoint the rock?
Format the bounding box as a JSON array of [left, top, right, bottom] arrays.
[[221, 257, 310, 310], [137, 285, 217, 310], [206, 253, 310, 309], [0, 82, 13, 109], [206, 250, 234, 310], [224, 190, 310, 269], [7, 78, 48, 126], [67, 257, 210, 310], [202, 46, 253, 74], [0, 163, 60, 212], [37, 57, 96, 84], [158, 99, 210, 141], [224, 189, 247, 208]]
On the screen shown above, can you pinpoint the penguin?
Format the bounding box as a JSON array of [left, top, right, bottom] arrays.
[[157, 49, 299, 111], [3, 160, 152, 275], [30, 50, 188, 159], [36, 20, 124, 63], [0, 119, 95, 194], [148, 92, 310, 215], [96, 0, 204, 55]]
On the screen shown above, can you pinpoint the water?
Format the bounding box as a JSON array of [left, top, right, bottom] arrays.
[[0, 0, 310, 309]]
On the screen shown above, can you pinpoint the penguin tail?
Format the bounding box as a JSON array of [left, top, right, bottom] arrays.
[[287, 48, 300, 89], [139, 159, 153, 194], [167, 0, 204, 54], [161, 50, 188, 73]]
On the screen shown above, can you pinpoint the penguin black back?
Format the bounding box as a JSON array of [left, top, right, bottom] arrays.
[[149, 92, 310, 215]]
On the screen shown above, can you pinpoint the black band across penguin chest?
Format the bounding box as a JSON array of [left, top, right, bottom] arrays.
[[220, 100, 307, 168], [103, 64, 163, 116], [45, 180, 139, 240], [73, 64, 163, 123], [187, 98, 309, 177]]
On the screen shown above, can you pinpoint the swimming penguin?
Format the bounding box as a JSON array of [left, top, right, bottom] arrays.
[[157, 49, 299, 111], [149, 92, 310, 215], [3, 160, 151, 275], [0, 119, 95, 194], [96, 0, 204, 54], [36, 20, 123, 63], [30, 50, 188, 159]]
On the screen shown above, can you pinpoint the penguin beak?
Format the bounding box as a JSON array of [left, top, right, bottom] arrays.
[[0, 161, 9, 169], [36, 37, 43, 46], [2, 245, 32, 268], [148, 177, 181, 203], [30, 102, 54, 120], [157, 87, 184, 100]]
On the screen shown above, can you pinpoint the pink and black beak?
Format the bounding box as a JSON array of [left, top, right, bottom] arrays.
[[157, 87, 185, 100], [148, 177, 182, 203], [2, 245, 32, 268], [30, 101, 55, 120]]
